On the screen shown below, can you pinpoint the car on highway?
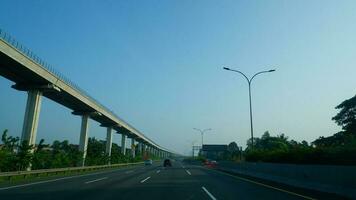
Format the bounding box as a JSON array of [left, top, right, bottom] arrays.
[[203, 159, 218, 168], [144, 159, 153, 165], [163, 159, 172, 167]]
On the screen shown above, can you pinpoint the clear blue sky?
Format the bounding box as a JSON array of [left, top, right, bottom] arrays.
[[1, 0, 356, 155]]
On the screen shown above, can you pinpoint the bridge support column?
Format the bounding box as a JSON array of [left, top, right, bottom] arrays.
[[79, 115, 89, 166], [142, 144, 146, 157], [21, 90, 42, 148], [21, 90, 42, 171], [131, 138, 135, 158], [140, 143, 144, 156], [121, 134, 126, 155], [147, 145, 150, 156], [106, 127, 113, 164], [136, 142, 141, 155]]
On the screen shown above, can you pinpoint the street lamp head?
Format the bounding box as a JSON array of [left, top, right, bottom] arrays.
[[268, 69, 276, 72], [223, 67, 230, 70]]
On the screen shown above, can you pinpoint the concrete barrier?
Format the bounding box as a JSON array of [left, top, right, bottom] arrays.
[[217, 161, 356, 199]]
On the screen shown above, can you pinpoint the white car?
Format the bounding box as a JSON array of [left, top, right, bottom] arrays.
[[144, 159, 153, 165]]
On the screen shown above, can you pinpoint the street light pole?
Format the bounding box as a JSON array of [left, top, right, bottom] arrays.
[[193, 128, 212, 147], [223, 67, 275, 149]]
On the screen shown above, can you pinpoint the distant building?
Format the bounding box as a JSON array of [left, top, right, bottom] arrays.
[[200, 144, 228, 160]]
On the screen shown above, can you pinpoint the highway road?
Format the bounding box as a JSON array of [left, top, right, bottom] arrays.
[[0, 160, 343, 200]]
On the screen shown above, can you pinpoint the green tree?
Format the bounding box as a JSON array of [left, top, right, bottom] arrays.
[[1, 129, 19, 150], [227, 142, 240, 161], [332, 94, 356, 134], [16, 140, 33, 170], [86, 137, 109, 165], [32, 139, 52, 169], [0, 129, 20, 171], [246, 131, 289, 151]]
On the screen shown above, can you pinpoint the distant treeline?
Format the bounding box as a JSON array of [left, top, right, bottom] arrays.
[[245, 94, 356, 165], [0, 131, 145, 172]]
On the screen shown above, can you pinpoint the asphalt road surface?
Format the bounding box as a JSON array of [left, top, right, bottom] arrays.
[[0, 160, 340, 200]]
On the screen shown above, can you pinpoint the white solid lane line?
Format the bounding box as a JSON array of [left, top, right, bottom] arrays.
[[0, 168, 125, 191], [202, 186, 217, 200], [156, 170, 160, 174], [140, 176, 151, 183], [85, 177, 108, 184], [125, 170, 134, 174], [185, 170, 191, 175]]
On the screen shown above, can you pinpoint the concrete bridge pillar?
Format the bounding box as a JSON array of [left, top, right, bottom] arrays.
[[106, 127, 113, 164], [79, 115, 89, 166], [136, 142, 140, 155], [142, 144, 146, 156], [131, 138, 135, 158], [21, 90, 42, 150], [147, 145, 150, 156], [121, 134, 126, 155], [13, 83, 61, 171], [140, 142, 144, 156]]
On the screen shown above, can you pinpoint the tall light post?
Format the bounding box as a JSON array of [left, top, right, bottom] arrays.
[[193, 128, 212, 147], [223, 67, 275, 149]]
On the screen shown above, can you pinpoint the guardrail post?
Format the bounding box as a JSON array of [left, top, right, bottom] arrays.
[[121, 134, 126, 155], [106, 127, 113, 164], [79, 115, 89, 166]]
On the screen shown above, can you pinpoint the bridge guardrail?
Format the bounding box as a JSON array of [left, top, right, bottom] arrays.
[[0, 162, 144, 180]]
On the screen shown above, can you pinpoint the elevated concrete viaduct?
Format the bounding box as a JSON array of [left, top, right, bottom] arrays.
[[0, 29, 174, 169]]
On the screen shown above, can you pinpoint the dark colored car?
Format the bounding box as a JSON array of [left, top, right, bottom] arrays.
[[203, 159, 218, 168], [163, 159, 172, 167]]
